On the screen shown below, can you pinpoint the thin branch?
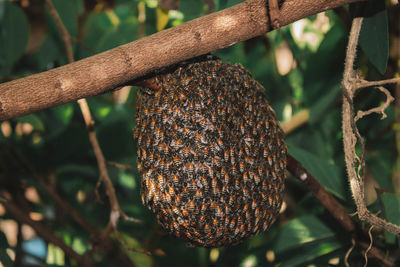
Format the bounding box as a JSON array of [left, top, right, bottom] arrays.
[[286, 155, 395, 267], [357, 77, 400, 89], [0, 0, 364, 121], [355, 86, 394, 121], [341, 14, 400, 235], [45, 0, 140, 234], [279, 109, 309, 134], [0, 197, 93, 266], [45, 0, 74, 63], [286, 155, 356, 232]]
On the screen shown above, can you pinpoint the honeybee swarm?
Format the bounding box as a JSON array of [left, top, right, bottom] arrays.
[[134, 56, 287, 247]]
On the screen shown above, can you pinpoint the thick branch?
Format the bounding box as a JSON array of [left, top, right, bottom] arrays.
[[0, 0, 363, 121]]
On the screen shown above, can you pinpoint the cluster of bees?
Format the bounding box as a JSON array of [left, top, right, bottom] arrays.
[[134, 55, 287, 247]]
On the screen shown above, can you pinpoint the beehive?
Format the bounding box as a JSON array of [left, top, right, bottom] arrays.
[[134, 55, 286, 247]]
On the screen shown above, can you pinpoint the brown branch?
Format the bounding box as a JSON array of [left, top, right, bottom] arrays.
[[268, 0, 281, 29], [1, 197, 93, 267], [45, 0, 74, 63], [286, 155, 395, 267], [286, 155, 356, 232], [45, 0, 141, 235], [355, 86, 394, 121], [356, 77, 400, 89], [279, 109, 309, 134], [0, 0, 364, 121], [341, 15, 400, 235]]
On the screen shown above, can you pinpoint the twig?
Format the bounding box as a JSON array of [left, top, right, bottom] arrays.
[[44, 0, 140, 234], [45, 0, 74, 63], [1, 197, 93, 266], [344, 238, 355, 267], [357, 77, 400, 89], [6, 143, 97, 235], [341, 14, 400, 235], [286, 155, 395, 267], [363, 226, 374, 267], [355, 86, 394, 121], [286, 155, 356, 232]]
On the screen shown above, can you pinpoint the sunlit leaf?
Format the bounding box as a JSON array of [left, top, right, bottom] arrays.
[[157, 7, 169, 31], [275, 215, 335, 253]]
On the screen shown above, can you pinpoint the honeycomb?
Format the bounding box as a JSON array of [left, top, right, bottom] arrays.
[[134, 55, 287, 247]]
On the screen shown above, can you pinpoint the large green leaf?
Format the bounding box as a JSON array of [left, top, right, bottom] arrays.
[[0, 1, 29, 75], [309, 83, 341, 124], [380, 193, 400, 244], [275, 215, 335, 253], [288, 146, 346, 199], [358, 0, 388, 74], [279, 239, 341, 267], [95, 20, 138, 53]]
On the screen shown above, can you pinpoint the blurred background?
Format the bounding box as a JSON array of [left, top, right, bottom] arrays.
[[0, 0, 399, 266]]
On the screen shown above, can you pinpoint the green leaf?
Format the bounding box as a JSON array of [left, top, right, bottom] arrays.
[[179, 0, 205, 21], [95, 20, 138, 53], [275, 215, 335, 253], [288, 146, 346, 199], [358, 0, 388, 74], [49, 0, 83, 37], [0, 1, 29, 75], [309, 84, 341, 124], [279, 239, 341, 267], [51, 104, 74, 126], [380, 193, 400, 244], [0, 231, 9, 248], [120, 234, 153, 267], [36, 36, 61, 70]]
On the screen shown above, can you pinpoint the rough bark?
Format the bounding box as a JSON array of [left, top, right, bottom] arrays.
[[0, 0, 363, 120]]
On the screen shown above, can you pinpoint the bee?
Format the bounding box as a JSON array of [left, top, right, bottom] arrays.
[[199, 163, 207, 173], [212, 157, 221, 167], [262, 180, 268, 191], [168, 186, 175, 197], [188, 180, 197, 191], [243, 172, 249, 183], [239, 162, 245, 173], [224, 150, 229, 161], [204, 224, 211, 233], [213, 185, 221, 196], [211, 177, 217, 190], [172, 174, 179, 185], [173, 156, 181, 166], [194, 189, 203, 200], [150, 119, 156, 130], [221, 167, 226, 176], [224, 173, 229, 184], [253, 173, 260, 184], [157, 174, 164, 187]]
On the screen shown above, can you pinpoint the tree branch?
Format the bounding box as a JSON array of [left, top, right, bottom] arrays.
[[341, 15, 400, 235], [286, 155, 395, 267], [0, 0, 363, 121], [1, 197, 93, 267]]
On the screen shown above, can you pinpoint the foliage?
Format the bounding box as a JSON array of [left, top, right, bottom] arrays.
[[0, 0, 399, 266]]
